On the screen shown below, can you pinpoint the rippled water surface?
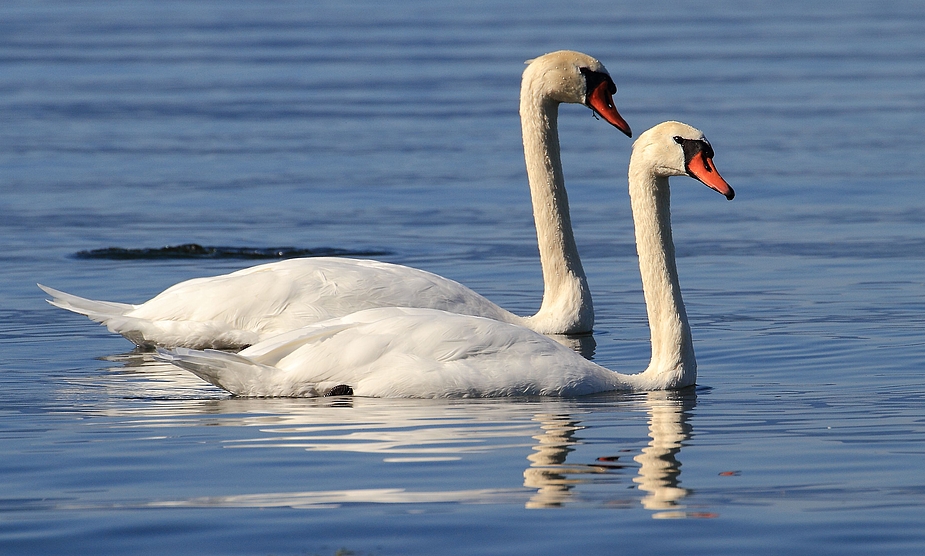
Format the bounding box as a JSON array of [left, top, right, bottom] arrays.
[[2, 1, 925, 554]]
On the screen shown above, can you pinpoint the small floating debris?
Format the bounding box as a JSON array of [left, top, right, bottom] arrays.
[[74, 243, 391, 260]]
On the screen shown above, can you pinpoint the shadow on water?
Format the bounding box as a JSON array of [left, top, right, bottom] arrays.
[[73, 243, 392, 260]]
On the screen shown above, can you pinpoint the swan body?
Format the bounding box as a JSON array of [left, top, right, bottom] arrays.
[[40, 50, 632, 349], [158, 121, 735, 397]]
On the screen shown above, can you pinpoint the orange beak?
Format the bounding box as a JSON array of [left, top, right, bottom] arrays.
[[687, 151, 734, 200], [586, 80, 632, 137]]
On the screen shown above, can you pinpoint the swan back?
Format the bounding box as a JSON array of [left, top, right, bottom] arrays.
[[160, 307, 617, 398]]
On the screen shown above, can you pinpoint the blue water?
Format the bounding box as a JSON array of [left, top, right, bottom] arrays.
[[2, 0, 925, 554]]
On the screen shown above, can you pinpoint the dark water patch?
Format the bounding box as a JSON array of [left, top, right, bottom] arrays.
[[73, 243, 391, 261]]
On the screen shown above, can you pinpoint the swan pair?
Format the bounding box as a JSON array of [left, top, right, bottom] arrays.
[[155, 121, 733, 397], [41, 51, 736, 397], [40, 50, 631, 349]]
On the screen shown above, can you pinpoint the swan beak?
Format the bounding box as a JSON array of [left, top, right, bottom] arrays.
[[586, 81, 632, 137], [688, 152, 735, 200]]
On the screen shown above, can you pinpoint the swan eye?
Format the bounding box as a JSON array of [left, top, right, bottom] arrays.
[[580, 67, 617, 95], [674, 137, 714, 161]]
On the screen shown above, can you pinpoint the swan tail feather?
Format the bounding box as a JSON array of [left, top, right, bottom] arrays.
[[39, 284, 258, 349], [38, 284, 135, 322], [155, 347, 323, 397]]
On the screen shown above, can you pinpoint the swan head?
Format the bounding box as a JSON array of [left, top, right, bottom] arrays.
[[633, 121, 734, 200], [523, 50, 632, 137]]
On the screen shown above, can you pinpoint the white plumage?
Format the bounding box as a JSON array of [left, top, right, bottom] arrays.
[[158, 308, 616, 398], [39, 50, 632, 349], [158, 121, 735, 398], [41, 259, 511, 348]]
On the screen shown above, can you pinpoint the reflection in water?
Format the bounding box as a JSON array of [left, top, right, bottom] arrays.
[[522, 391, 698, 516], [548, 333, 597, 360], [51, 349, 223, 406], [523, 413, 584, 508], [632, 392, 695, 516], [136, 488, 529, 509], [98, 349, 220, 395], [68, 351, 701, 515]]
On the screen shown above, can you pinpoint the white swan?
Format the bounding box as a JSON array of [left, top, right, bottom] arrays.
[[156, 121, 734, 397], [39, 50, 632, 349]]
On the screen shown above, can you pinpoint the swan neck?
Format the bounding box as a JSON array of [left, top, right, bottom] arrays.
[[628, 164, 696, 386], [519, 85, 592, 334]]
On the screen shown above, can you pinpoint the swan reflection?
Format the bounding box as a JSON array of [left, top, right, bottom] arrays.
[[74, 352, 699, 516], [547, 333, 596, 360], [522, 391, 695, 515], [633, 392, 693, 512], [522, 413, 583, 508]]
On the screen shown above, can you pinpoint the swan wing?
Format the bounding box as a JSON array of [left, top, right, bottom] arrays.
[[161, 308, 618, 398], [155, 347, 324, 397], [45, 258, 517, 349]]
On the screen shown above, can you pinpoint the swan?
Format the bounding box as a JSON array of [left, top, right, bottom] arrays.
[[39, 50, 632, 349], [156, 121, 735, 397]]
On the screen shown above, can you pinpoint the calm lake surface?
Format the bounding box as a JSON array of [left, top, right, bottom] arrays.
[[2, 0, 925, 554]]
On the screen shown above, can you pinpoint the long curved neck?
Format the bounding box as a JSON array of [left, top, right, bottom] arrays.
[[628, 162, 696, 387], [518, 86, 592, 334]]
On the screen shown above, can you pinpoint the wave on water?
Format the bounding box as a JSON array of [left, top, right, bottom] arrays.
[[73, 243, 392, 260]]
